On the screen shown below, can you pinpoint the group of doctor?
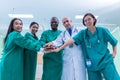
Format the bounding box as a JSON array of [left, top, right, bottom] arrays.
[[0, 16, 85, 80], [45, 13, 120, 80], [0, 12, 120, 80]]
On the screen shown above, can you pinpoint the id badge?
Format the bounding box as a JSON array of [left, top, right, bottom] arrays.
[[86, 59, 92, 67]]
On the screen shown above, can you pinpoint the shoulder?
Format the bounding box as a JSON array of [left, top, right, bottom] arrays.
[[96, 26, 110, 32], [24, 32, 35, 39], [9, 31, 20, 36], [57, 30, 62, 33], [43, 30, 49, 32], [25, 32, 30, 35], [8, 31, 23, 40], [41, 30, 50, 35], [25, 32, 32, 36], [79, 28, 86, 34]]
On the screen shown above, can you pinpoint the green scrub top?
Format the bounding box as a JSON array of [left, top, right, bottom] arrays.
[[0, 31, 41, 80], [40, 30, 63, 80], [24, 32, 39, 80], [73, 27, 118, 71]]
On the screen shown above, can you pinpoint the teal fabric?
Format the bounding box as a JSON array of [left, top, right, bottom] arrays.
[[39, 30, 63, 80], [24, 32, 38, 80], [0, 31, 41, 80], [73, 26, 120, 79], [73, 27, 118, 71], [87, 62, 120, 80]]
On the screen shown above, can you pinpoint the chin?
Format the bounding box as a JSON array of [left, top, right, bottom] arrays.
[[17, 29, 22, 32]]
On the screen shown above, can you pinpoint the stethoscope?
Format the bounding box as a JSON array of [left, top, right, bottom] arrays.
[[85, 28, 100, 48]]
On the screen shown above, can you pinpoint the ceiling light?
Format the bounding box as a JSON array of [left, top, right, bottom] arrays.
[[8, 14, 34, 18], [75, 15, 98, 19]]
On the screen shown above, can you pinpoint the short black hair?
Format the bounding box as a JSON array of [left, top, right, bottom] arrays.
[[29, 22, 39, 28]]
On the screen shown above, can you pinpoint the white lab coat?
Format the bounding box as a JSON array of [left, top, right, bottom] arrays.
[[53, 26, 86, 80]]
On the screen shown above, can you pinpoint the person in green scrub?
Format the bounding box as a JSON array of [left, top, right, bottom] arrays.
[[47, 13, 120, 80], [39, 17, 63, 80], [0, 18, 41, 80], [24, 22, 39, 80]]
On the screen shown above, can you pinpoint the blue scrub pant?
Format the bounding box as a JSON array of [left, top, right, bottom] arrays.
[[87, 63, 120, 80]]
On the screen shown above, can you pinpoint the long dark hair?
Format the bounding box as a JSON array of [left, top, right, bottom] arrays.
[[29, 22, 39, 40], [4, 18, 23, 44], [82, 13, 97, 26]]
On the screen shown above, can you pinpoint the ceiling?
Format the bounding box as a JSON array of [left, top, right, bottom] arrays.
[[0, 0, 120, 29]]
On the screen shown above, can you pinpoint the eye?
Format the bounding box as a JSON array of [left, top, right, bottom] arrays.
[[84, 19, 87, 22], [63, 20, 69, 24], [51, 22, 57, 24], [88, 18, 91, 21], [84, 18, 91, 22]]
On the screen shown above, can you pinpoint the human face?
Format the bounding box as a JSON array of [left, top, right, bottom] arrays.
[[62, 18, 72, 29], [51, 19, 59, 31], [13, 19, 23, 32], [84, 15, 95, 28], [30, 24, 39, 34]]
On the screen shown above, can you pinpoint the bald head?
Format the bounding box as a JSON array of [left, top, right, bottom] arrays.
[[62, 17, 72, 29]]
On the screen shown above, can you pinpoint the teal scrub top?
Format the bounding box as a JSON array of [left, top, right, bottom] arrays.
[[73, 27, 118, 71], [24, 32, 38, 80], [0, 31, 41, 80], [40, 30, 63, 80]]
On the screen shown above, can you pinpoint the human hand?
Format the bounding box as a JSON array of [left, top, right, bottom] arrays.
[[111, 53, 116, 58], [43, 48, 59, 53], [43, 42, 54, 48], [50, 48, 60, 52], [43, 48, 54, 53]]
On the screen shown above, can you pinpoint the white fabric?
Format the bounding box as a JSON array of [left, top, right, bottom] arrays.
[[53, 26, 86, 80]]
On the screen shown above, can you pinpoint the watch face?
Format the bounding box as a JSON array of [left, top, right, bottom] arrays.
[[69, 44, 73, 48]]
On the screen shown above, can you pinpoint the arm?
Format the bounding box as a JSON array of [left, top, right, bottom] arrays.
[[14, 32, 41, 51], [25, 32, 37, 41], [103, 28, 118, 58], [112, 45, 117, 58], [44, 32, 65, 48], [53, 30, 83, 52], [53, 32, 65, 47], [51, 38, 74, 52], [39, 31, 47, 47]]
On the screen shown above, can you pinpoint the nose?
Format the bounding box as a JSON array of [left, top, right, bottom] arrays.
[[18, 24, 22, 28]]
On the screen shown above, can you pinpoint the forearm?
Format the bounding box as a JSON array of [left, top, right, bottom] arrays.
[[59, 38, 74, 50], [112, 45, 117, 57]]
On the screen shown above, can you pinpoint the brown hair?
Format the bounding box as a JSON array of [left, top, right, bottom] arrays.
[[82, 13, 97, 26]]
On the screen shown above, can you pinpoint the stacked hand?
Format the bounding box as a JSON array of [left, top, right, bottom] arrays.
[[43, 42, 60, 53]]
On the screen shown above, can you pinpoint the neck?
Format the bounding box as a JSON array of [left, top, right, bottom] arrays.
[[88, 26, 96, 34], [52, 28, 57, 31]]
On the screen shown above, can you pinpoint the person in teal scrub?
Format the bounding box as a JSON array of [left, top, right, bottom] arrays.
[[0, 18, 41, 80], [39, 17, 63, 80], [24, 22, 39, 80], [47, 13, 120, 80]]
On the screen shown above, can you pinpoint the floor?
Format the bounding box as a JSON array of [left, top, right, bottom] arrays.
[[35, 64, 43, 80]]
